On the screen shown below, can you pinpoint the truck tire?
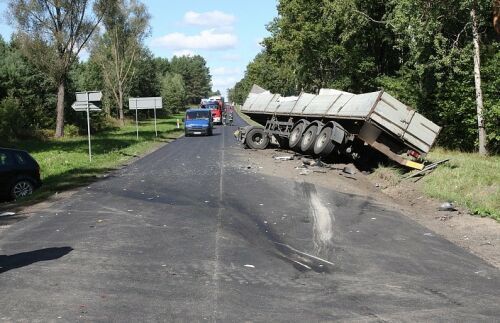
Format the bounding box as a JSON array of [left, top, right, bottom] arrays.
[[246, 128, 269, 149], [288, 123, 305, 149], [314, 126, 336, 156], [300, 125, 318, 153]]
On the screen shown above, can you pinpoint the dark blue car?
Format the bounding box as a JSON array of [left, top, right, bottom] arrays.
[[184, 109, 213, 136], [0, 148, 42, 200]]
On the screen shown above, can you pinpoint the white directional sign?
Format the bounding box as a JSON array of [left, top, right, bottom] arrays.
[[76, 91, 102, 102], [72, 91, 103, 162], [129, 97, 162, 110], [129, 97, 163, 138], [71, 101, 101, 112]]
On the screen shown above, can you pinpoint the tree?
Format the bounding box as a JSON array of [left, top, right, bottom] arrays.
[[160, 73, 186, 114], [7, 0, 106, 137], [170, 55, 211, 104], [92, 0, 150, 126]]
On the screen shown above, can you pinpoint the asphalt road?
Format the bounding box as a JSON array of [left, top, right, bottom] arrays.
[[1, 114, 499, 322]]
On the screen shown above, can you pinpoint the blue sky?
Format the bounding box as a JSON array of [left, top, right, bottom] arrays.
[[0, 0, 278, 96]]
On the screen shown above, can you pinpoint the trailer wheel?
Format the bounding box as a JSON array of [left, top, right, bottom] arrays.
[[314, 126, 335, 156], [288, 123, 305, 149], [300, 125, 318, 153], [246, 128, 269, 149]]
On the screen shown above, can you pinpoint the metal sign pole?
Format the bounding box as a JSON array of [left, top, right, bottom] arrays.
[[135, 102, 139, 140], [153, 104, 158, 137], [86, 92, 92, 162]]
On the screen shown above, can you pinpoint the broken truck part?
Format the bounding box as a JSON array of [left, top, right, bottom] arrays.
[[237, 85, 441, 170]]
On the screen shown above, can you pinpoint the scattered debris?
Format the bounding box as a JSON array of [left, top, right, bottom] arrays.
[[97, 219, 103, 223], [244, 264, 255, 268], [438, 202, 457, 211], [299, 169, 311, 175], [0, 212, 15, 217], [274, 155, 294, 161], [423, 232, 434, 236], [342, 166, 356, 175], [404, 159, 450, 180]]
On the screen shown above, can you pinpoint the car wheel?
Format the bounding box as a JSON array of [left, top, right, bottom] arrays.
[[11, 179, 34, 199]]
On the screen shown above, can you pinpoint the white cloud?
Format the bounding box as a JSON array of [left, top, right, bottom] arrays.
[[211, 67, 241, 76], [184, 10, 236, 27], [173, 49, 195, 57], [152, 29, 237, 50]]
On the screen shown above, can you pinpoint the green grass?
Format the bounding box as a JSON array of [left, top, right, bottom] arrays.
[[4, 115, 184, 204], [371, 148, 499, 221], [422, 148, 499, 221]]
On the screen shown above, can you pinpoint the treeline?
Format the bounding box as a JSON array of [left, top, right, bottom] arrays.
[[229, 0, 500, 153], [0, 0, 212, 140]]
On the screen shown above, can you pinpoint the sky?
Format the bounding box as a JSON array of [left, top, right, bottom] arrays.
[[0, 0, 278, 97]]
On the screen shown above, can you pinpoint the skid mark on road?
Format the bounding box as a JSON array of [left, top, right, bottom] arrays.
[[309, 189, 334, 254], [298, 182, 334, 255]]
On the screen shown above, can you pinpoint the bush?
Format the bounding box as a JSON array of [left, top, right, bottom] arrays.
[[65, 124, 80, 137], [0, 97, 24, 140]]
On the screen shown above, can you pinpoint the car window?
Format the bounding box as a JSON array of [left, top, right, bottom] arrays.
[[14, 152, 28, 165], [0, 151, 14, 168]]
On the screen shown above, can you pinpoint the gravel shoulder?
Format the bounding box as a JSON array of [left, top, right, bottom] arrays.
[[233, 145, 500, 268]]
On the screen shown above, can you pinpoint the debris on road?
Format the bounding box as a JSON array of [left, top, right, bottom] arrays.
[[438, 202, 457, 211], [0, 212, 15, 217], [244, 264, 255, 268], [274, 155, 294, 161], [342, 166, 356, 175]]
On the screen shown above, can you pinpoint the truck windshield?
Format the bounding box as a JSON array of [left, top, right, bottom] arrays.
[[186, 110, 210, 120], [202, 104, 219, 110]]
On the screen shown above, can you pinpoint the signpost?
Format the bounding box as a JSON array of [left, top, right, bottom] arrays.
[[72, 91, 102, 162], [128, 97, 162, 139]]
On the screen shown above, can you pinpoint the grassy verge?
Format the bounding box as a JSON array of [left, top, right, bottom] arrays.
[[372, 148, 499, 221], [3, 114, 184, 205]]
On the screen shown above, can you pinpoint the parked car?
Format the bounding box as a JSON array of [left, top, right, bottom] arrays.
[[184, 109, 214, 136], [0, 148, 42, 200]]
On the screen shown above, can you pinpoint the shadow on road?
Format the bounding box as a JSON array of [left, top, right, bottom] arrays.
[[0, 247, 73, 274]]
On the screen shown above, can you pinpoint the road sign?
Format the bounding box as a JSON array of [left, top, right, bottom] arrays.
[[71, 101, 101, 112], [76, 91, 102, 102], [129, 97, 162, 110], [129, 97, 163, 138], [72, 91, 103, 162]]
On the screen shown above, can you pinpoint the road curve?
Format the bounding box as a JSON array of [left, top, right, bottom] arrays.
[[0, 114, 499, 321]]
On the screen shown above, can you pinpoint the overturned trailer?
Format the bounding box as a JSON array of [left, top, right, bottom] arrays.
[[237, 85, 441, 170]]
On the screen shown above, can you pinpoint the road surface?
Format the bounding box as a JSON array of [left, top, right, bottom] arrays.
[[1, 114, 499, 321]]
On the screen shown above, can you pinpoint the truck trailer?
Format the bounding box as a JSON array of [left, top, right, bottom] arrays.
[[237, 85, 442, 170]]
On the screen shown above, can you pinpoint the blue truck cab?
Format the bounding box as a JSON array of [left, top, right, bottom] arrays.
[[184, 108, 213, 136]]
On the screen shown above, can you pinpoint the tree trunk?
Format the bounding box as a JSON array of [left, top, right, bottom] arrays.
[[54, 79, 65, 138], [118, 84, 124, 126], [471, 4, 488, 155]]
